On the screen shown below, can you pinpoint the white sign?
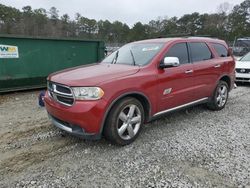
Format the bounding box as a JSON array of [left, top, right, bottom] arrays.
[[0, 44, 19, 58]]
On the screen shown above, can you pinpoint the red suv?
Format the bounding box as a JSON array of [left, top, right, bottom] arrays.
[[44, 37, 235, 145]]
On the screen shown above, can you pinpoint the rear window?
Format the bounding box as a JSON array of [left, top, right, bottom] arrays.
[[189, 42, 213, 63], [212, 43, 228, 57]]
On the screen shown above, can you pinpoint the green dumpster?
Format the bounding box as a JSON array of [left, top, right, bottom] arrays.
[[0, 35, 105, 93]]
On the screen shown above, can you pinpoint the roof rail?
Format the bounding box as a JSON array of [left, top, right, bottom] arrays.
[[237, 37, 250, 40], [188, 36, 219, 39], [157, 33, 192, 38], [157, 34, 218, 39]]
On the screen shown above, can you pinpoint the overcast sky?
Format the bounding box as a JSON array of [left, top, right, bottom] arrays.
[[0, 0, 245, 26]]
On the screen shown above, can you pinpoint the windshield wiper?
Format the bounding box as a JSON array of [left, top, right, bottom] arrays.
[[112, 51, 119, 64], [130, 50, 136, 66]]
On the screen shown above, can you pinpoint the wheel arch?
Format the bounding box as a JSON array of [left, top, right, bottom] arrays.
[[219, 75, 231, 89], [99, 92, 152, 135]]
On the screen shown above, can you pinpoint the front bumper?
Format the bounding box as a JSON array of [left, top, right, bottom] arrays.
[[48, 114, 101, 140], [236, 72, 250, 82], [44, 91, 108, 139]]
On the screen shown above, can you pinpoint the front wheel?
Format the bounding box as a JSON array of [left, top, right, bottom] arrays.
[[207, 81, 229, 111], [104, 97, 145, 146]]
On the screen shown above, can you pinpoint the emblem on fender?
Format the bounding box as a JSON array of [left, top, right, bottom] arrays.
[[163, 88, 172, 95]]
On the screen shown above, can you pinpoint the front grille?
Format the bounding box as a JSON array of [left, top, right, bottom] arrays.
[[48, 82, 74, 106], [236, 68, 250, 74], [236, 77, 250, 82], [56, 85, 71, 94], [56, 95, 74, 104]]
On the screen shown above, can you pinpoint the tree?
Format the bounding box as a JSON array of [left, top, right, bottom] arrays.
[[76, 16, 97, 38], [129, 22, 148, 41], [49, 7, 59, 20], [0, 4, 21, 34], [177, 12, 202, 35], [161, 17, 179, 36], [33, 8, 48, 36], [97, 20, 112, 41], [228, 0, 250, 39], [217, 2, 233, 15], [61, 14, 70, 36], [21, 6, 36, 35], [0, 1, 249, 43]]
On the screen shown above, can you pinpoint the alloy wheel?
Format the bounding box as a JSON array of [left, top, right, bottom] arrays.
[[117, 104, 142, 140], [216, 85, 228, 107]]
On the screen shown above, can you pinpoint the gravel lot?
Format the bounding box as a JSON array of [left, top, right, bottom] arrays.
[[0, 85, 249, 188]]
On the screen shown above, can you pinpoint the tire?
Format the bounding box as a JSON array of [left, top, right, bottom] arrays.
[[104, 97, 145, 146], [207, 80, 229, 111]]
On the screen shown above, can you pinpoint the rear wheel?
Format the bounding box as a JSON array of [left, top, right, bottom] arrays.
[[207, 81, 229, 111], [104, 97, 145, 146]]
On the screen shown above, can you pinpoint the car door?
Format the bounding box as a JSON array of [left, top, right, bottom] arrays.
[[189, 42, 223, 99], [157, 42, 196, 113]]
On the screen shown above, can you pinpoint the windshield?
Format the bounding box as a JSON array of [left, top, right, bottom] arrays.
[[102, 43, 164, 66], [235, 39, 250, 47], [233, 39, 250, 56], [240, 52, 250, 61]]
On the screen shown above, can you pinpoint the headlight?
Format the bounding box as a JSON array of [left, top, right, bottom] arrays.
[[72, 87, 104, 100]]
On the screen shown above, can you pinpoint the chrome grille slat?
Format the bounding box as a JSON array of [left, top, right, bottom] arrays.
[[56, 84, 72, 94], [53, 90, 73, 97], [52, 93, 74, 98], [48, 82, 74, 106]]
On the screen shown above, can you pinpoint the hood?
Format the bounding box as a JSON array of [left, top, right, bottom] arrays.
[[236, 61, 250, 69], [48, 63, 140, 86]]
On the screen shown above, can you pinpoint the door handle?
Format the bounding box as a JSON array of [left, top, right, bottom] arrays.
[[185, 70, 193, 74], [214, 64, 221, 68]]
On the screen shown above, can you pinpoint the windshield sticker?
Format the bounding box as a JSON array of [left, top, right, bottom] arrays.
[[0, 44, 19, 58], [142, 46, 159, 52]]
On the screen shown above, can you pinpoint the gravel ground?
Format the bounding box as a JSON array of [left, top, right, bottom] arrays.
[[0, 85, 249, 188]]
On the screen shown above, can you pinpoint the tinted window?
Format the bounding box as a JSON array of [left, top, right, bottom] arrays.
[[212, 43, 228, 57], [189, 42, 213, 62], [165, 43, 189, 64]]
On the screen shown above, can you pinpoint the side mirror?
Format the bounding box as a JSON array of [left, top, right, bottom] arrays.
[[160, 57, 180, 69], [228, 47, 233, 56]]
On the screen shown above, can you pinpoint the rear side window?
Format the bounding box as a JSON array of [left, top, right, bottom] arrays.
[[165, 43, 189, 64], [189, 42, 213, 63], [212, 43, 228, 57]]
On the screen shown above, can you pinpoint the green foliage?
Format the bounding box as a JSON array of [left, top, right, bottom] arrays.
[[228, 0, 250, 40], [0, 1, 249, 43]]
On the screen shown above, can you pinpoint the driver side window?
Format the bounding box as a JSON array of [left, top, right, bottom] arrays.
[[164, 43, 189, 65]]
